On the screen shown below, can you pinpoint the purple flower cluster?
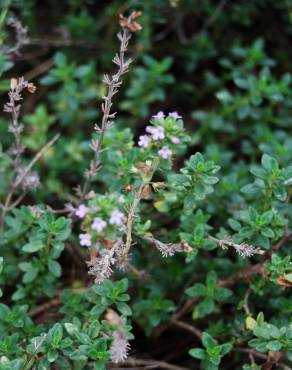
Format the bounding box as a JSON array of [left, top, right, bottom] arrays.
[[76, 204, 125, 248], [138, 111, 182, 160]]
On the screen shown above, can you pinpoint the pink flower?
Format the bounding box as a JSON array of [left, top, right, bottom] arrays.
[[171, 137, 180, 144], [110, 209, 124, 226], [75, 204, 88, 218], [168, 112, 182, 119], [92, 217, 107, 233], [158, 145, 172, 159], [153, 111, 165, 120], [145, 125, 156, 134], [79, 233, 92, 247], [152, 126, 165, 140], [138, 135, 151, 148], [118, 195, 125, 203]]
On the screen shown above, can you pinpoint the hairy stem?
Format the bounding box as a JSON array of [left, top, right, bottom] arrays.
[[78, 27, 132, 205], [123, 181, 145, 257]]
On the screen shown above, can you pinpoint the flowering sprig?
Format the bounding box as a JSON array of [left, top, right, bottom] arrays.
[[138, 111, 187, 162], [208, 235, 264, 258], [77, 12, 141, 205]]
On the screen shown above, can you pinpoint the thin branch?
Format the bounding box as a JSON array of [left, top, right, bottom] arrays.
[[0, 134, 60, 230], [139, 234, 192, 258], [234, 348, 291, 370], [123, 159, 160, 258], [123, 181, 145, 257], [2, 17, 29, 57], [243, 286, 252, 316], [111, 357, 189, 370], [78, 22, 133, 205], [28, 298, 60, 318], [14, 133, 60, 189], [208, 235, 264, 258], [172, 319, 202, 339]]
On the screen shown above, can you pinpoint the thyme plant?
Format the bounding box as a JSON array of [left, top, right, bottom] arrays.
[[0, 3, 291, 370]]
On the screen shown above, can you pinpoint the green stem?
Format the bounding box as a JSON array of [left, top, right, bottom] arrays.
[[123, 159, 159, 257]]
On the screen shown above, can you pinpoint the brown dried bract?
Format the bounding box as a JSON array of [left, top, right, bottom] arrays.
[[277, 276, 292, 287], [119, 11, 142, 32], [136, 161, 151, 174], [180, 240, 192, 253], [124, 184, 134, 192], [27, 82, 37, 93], [105, 308, 123, 327], [102, 239, 115, 249], [10, 78, 18, 90], [152, 182, 167, 191], [141, 184, 152, 199]]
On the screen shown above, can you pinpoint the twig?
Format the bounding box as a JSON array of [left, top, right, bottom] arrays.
[[208, 235, 264, 258], [20, 334, 47, 370], [13, 133, 60, 189], [2, 17, 29, 57], [234, 348, 291, 370], [243, 286, 252, 316], [172, 319, 202, 339], [0, 133, 60, 230], [123, 181, 145, 257], [78, 14, 139, 206], [140, 234, 192, 258], [123, 159, 159, 258], [28, 287, 87, 318], [28, 298, 60, 318], [111, 357, 189, 370]]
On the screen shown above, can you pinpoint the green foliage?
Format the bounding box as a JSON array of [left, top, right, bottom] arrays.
[[0, 1, 291, 369], [120, 56, 174, 117], [189, 332, 232, 370], [249, 319, 292, 358], [185, 271, 232, 319]]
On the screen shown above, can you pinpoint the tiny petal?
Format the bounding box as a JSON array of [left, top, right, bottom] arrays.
[[171, 137, 180, 144], [92, 217, 107, 233], [152, 126, 165, 140], [145, 125, 155, 134], [79, 233, 92, 247], [138, 135, 151, 148], [153, 111, 165, 120], [169, 111, 182, 119], [75, 204, 88, 218], [110, 209, 125, 226], [118, 195, 125, 203], [158, 145, 172, 159]]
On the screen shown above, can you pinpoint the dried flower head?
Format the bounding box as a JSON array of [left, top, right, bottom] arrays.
[[110, 329, 130, 363], [86, 239, 124, 284], [3, 17, 29, 57], [141, 184, 152, 199], [119, 11, 142, 32], [147, 236, 192, 258], [106, 309, 130, 363], [27, 82, 37, 93], [213, 235, 264, 258], [21, 171, 40, 191]]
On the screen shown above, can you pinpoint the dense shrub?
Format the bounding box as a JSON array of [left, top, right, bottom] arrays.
[[0, 1, 291, 369]]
